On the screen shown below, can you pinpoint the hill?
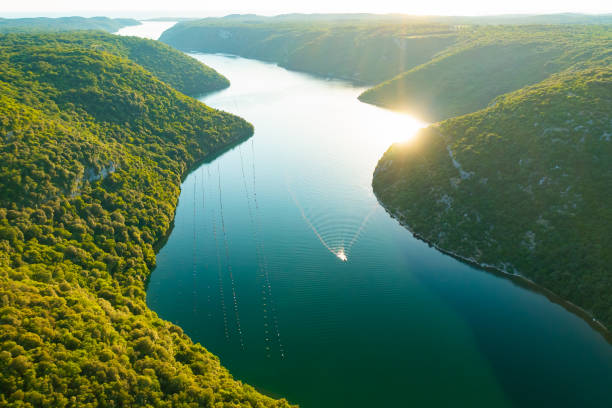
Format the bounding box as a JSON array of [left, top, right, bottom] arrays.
[[0, 17, 139, 33], [160, 16, 612, 123], [426, 13, 612, 25], [372, 66, 612, 328], [359, 25, 612, 121], [160, 17, 459, 84], [4, 31, 230, 95], [0, 32, 292, 407]]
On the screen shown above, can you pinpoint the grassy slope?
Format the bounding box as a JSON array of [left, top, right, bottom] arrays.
[[160, 17, 459, 84], [0, 17, 139, 33], [0, 33, 292, 407], [360, 25, 612, 121], [373, 66, 612, 327]]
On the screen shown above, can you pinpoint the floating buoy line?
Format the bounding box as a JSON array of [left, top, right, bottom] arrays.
[[218, 162, 245, 350], [192, 174, 198, 316], [208, 166, 230, 340], [183, 142, 374, 359], [201, 168, 212, 320], [240, 143, 285, 359], [184, 139, 289, 358]]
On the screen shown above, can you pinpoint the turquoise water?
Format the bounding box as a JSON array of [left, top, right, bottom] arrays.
[[121, 23, 612, 408]]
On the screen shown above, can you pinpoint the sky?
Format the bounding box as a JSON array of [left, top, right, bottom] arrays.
[[1, 0, 611, 18]]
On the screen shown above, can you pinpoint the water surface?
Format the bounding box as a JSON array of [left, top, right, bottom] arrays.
[[129, 22, 612, 408], [117, 20, 177, 39]]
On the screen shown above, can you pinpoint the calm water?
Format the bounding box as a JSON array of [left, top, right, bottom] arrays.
[[116, 21, 177, 40], [122, 23, 612, 408]]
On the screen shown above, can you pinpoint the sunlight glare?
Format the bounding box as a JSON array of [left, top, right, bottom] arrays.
[[361, 104, 428, 153]]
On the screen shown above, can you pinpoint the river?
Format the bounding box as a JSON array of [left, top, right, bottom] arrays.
[[118, 22, 612, 407]]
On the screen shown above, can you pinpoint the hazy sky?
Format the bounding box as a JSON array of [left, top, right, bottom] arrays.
[[1, 0, 611, 18]]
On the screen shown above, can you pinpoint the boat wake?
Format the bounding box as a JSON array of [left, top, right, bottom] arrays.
[[286, 176, 376, 262]]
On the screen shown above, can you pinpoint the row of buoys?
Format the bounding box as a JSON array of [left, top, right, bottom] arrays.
[[239, 143, 285, 359], [192, 174, 198, 316], [238, 145, 269, 352], [201, 169, 212, 320], [188, 138, 373, 358], [207, 167, 230, 340], [251, 140, 258, 209], [259, 246, 284, 358], [186, 138, 285, 358], [218, 162, 245, 350], [250, 139, 285, 357], [238, 145, 256, 231]]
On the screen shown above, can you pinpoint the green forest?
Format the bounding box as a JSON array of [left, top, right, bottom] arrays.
[[4, 31, 230, 95], [0, 32, 292, 407]]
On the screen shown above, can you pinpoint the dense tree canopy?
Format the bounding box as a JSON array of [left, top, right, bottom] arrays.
[[0, 32, 293, 407], [2, 31, 230, 96]]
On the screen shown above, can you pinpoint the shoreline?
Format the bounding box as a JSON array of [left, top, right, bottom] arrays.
[[378, 199, 612, 344], [149, 128, 254, 280]]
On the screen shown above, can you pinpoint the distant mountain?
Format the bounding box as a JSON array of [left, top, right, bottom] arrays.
[[178, 12, 612, 25], [0, 16, 140, 33], [159, 14, 612, 90], [435, 13, 612, 25], [160, 18, 459, 84]]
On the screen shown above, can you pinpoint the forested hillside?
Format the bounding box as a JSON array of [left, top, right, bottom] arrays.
[[372, 66, 612, 327], [360, 26, 612, 121], [161, 17, 612, 123], [3, 31, 230, 95], [0, 17, 139, 33], [0, 33, 292, 407], [160, 16, 459, 84]]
